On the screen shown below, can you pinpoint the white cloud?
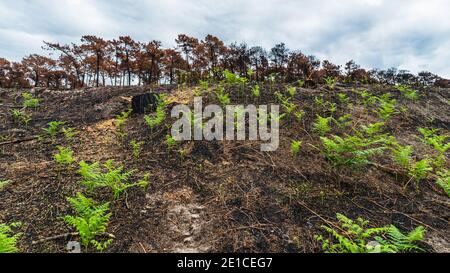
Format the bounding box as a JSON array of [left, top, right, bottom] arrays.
[[0, 0, 449, 77]]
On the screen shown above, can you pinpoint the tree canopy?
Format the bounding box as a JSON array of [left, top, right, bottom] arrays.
[[0, 34, 445, 89]]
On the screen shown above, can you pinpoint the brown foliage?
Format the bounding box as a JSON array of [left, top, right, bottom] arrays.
[[0, 34, 446, 89]]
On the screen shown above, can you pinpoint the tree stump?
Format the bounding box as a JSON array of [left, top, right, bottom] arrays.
[[131, 93, 159, 114]]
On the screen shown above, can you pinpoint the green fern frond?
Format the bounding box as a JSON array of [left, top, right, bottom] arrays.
[[436, 170, 450, 197], [78, 160, 145, 198], [314, 115, 332, 136], [392, 145, 413, 169], [64, 193, 111, 250], [0, 222, 21, 253], [384, 225, 425, 252], [316, 214, 425, 253]]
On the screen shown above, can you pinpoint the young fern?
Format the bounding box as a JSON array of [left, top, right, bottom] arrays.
[[376, 95, 397, 120], [392, 145, 413, 169], [215, 86, 231, 107], [0, 135, 9, 142], [314, 95, 325, 108], [391, 142, 434, 189], [381, 225, 426, 252], [221, 70, 247, 96], [316, 214, 388, 253], [281, 100, 297, 117], [63, 193, 112, 251], [22, 92, 40, 109], [258, 109, 286, 126], [257, 110, 285, 129], [115, 109, 132, 137], [418, 128, 450, 154], [337, 93, 349, 104], [287, 86, 296, 97], [43, 121, 66, 138], [324, 76, 336, 90], [223, 70, 239, 86], [320, 123, 391, 169], [0, 180, 12, 190], [436, 170, 450, 197], [0, 222, 21, 253], [198, 80, 209, 92], [356, 89, 371, 105], [144, 95, 167, 130], [408, 159, 433, 186], [78, 160, 147, 199], [291, 140, 302, 156], [275, 91, 297, 117], [246, 68, 254, 80], [233, 107, 246, 131], [326, 102, 337, 114], [9, 109, 22, 122], [145, 108, 164, 129], [190, 112, 204, 134], [10, 109, 31, 126], [237, 76, 248, 96], [62, 127, 79, 140], [54, 146, 75, 167], [320, 134, 386, 168], [294, 110, 305, 123], [268, 112, 286, 123], [130, 139, 143, 159], [315, 213, 425, 253], [396, 85, 419, 101], [360, 122, 385, 137], [115, 109, 132, 127], [313, 115, 332, 136], [252, 85, 260, 98], [137, 173, 151, 190], [144, 105, 166, 130], [267, 73, 276, 92], [335, 114, 352, 128], [165, 134, 177, 150], [418, 127, 438, 139]]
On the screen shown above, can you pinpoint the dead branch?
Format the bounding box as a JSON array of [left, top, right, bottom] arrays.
[[32, 232, 116, 245], [0, 136, 39, 146]]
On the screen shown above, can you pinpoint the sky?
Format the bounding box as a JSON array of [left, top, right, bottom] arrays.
[[1, 0, 449, 77]]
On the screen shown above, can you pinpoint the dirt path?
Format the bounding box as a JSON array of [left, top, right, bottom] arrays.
[[139, 187, 212, 253]]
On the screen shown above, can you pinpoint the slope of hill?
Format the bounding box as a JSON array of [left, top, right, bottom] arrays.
[[0, 83, 449, 253]]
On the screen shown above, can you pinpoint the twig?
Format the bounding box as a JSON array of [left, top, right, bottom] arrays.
[[226, 223, 272, 232], [138, 242, 147, 253], [293, 167, 312, 184], [366, 199, 444, 236], [32, 232, 116, 245], [0, 136, 39, 146], [296, 200, 345, 234], [0, 104, 23, 109], [32, 232, 78, 245]]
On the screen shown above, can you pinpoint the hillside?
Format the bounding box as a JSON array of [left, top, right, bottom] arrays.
[[0, 82, 449, 253]]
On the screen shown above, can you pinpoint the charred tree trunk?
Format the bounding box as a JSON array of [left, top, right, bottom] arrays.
[[131, 93, 159, 114], [96, 51, 100, 87]]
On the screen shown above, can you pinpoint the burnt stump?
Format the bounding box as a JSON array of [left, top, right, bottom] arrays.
[[131, 93, 159, 114]]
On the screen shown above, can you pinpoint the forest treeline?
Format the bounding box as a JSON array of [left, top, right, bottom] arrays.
[[0, 34, 448, 89]]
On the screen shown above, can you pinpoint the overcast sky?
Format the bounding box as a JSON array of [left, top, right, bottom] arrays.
[[1, 0, 449, 77]]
